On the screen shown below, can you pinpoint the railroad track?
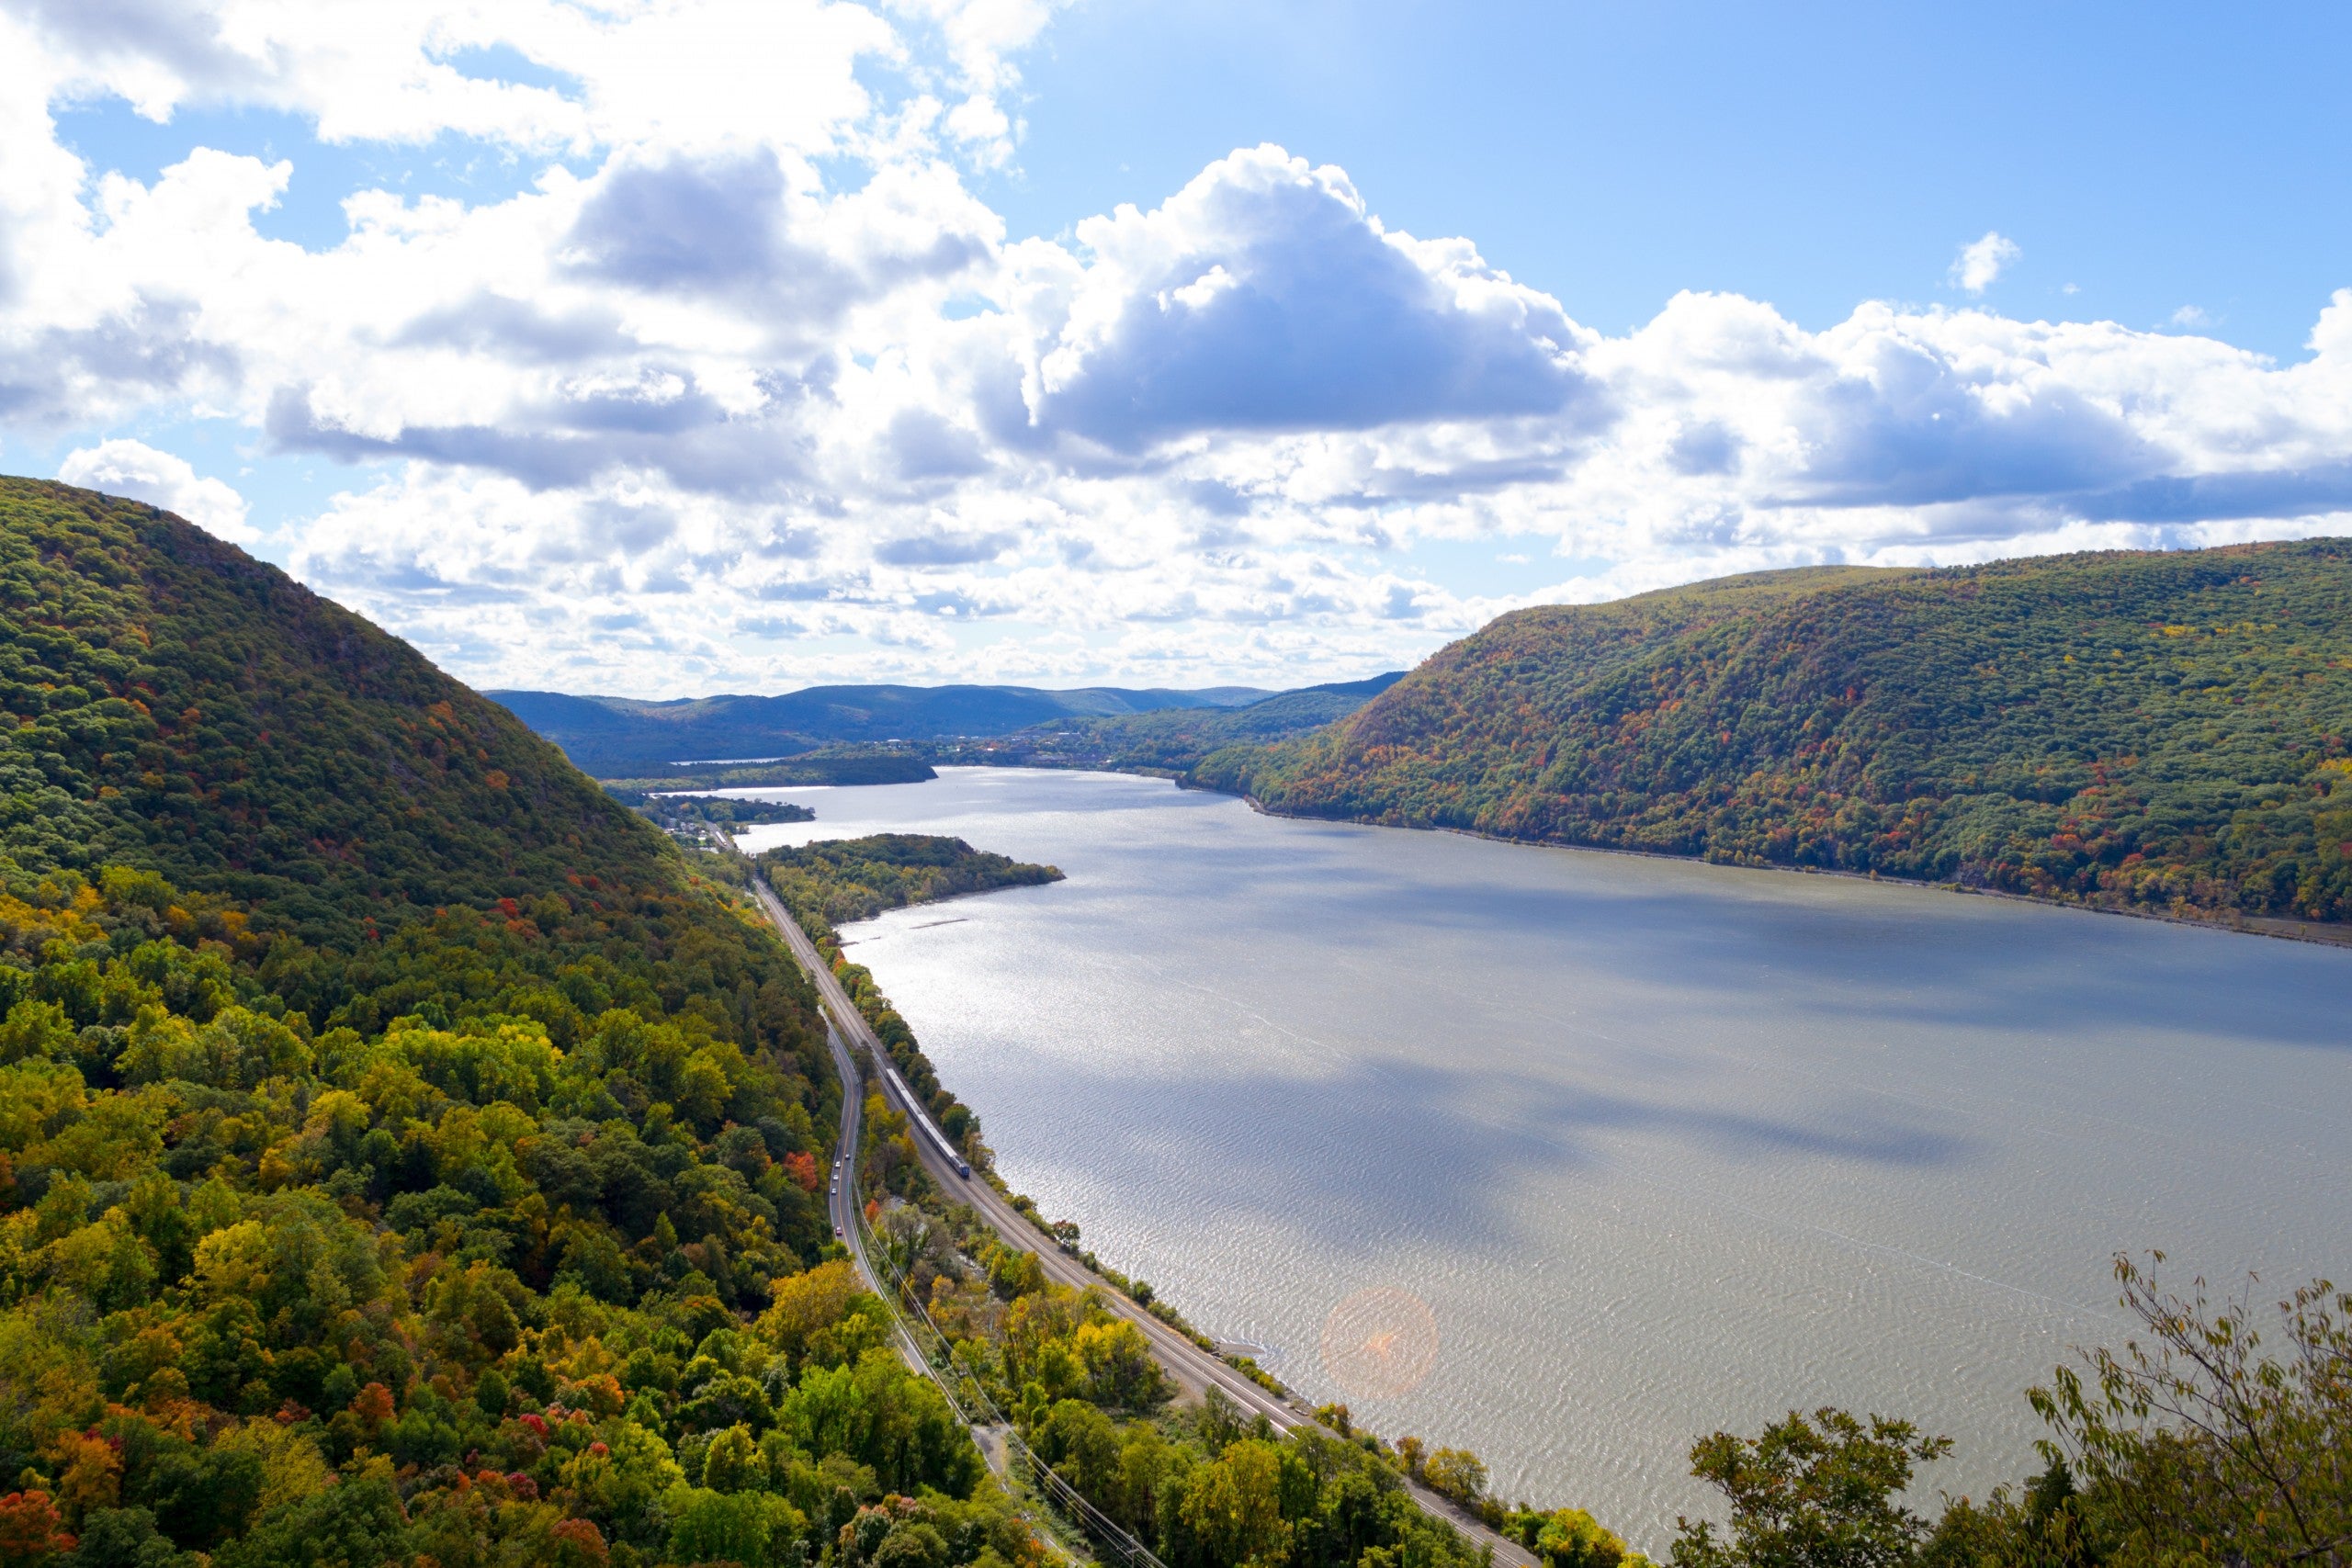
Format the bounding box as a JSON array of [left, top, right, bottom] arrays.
[[752, 878, 1534, 1568]]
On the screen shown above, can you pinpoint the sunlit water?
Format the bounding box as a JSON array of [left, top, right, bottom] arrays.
[[736, 768, 2352, 1551]]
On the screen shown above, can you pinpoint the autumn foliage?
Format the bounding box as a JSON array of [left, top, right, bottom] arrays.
[[1199, 543, 2352, 923], [0, 1493, 72, 1566]]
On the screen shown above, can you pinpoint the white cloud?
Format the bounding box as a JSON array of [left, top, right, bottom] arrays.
[[9, 0, 904, 154], [56, 438, 254, 541], [1023, 147, 1599, 451], [4, 2, 2351, 694], [1949, 230, 2020, 295], [2171, 304, 2211, 327]]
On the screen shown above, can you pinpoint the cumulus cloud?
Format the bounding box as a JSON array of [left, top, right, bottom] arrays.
[[9, 0, 894, 152], [1949, 231, 2020, 295], [5, 1, 2351, 694], [57, 437, 254, 541], [1026, 148, 1599, 450]]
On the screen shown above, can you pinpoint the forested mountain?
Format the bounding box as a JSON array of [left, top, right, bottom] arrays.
[[1194, 543, 2352, 925], [931, 673, 1405, 773], [0, 479, 1000, 1566], [4, 482, 677, 945], [494, 682, 1272, 776]]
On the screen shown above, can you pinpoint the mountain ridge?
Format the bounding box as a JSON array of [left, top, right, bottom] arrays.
[[930, 671, 1408, 772], [492, 675, 1401, 776], [1193, 541, 2352, 925], [491, 681, 1282, 775], [2, 479, 681, 942]]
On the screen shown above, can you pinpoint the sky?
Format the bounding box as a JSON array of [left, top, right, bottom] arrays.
[[4, 1, 2350, 697]]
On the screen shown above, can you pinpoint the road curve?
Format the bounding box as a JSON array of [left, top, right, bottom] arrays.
[[752, 878, 1533, 1568]]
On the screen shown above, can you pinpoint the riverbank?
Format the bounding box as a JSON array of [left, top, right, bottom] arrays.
[[752, 868, 1551, 1568], [722, 764, 2352, 1547], [1189, 778, 2352, 952]]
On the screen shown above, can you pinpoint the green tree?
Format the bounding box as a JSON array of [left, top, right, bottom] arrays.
[[2029, 1254, 2352, 1566], [663, 1485, 805, 1568], [1421, 1449, 1487, 1508], [1668, 1408, 1950, 1568], [217, 1474, 408, 1568], [1181, 1438, 1292, 1568], [1918, 1461, 2098, 1568], [702, 1425, 769, 1495], [1035, 1401, 1122, 1510], [1532, 1507, 1638, 1568]]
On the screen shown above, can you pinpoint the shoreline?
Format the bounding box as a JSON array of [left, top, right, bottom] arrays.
[[764, 762, 2349, 1551], [745, 759, 2352, 953], [1184, 780, 2352, 953]]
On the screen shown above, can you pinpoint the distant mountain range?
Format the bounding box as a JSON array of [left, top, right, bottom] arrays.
[[929, 672, 1407, 773], [1193, 542, 2352, 929], [491, 677, 1393, 776]]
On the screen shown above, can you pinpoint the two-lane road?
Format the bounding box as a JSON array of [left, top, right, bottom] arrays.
[[752, 879, 1532, 1567], [816, 1011, 942, 1377]]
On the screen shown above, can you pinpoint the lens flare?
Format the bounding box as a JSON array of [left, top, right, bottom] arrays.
[[1319, 1286, 1438, 1400]]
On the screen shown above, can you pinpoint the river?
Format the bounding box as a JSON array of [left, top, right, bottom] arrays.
[[735, 767, 2352, 1551]]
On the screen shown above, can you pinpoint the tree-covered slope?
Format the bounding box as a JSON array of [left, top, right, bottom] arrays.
[[1, 479, 669, 943], [1194, 543, 2352, 923], [493, 682, 1271, 775], [0, 479, 1039, 1568], [930, 672, 1406, 773]]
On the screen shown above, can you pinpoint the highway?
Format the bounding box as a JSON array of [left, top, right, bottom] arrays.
[[815, 1007, 949, 1383], [751, 878, 1533, 1568]]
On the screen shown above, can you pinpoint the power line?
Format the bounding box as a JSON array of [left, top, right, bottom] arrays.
[[843, 1145, 1169, 1568]]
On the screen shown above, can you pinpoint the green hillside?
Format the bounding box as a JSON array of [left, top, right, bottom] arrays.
[[929, 672, 1405, 773], [0, 479, 1028, 1566], [1194, 542, 2352, 924], [2, 479, 670, 944]]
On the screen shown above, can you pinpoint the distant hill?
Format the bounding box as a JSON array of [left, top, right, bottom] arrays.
[[492, 681, 1272, 775], [1193, 544, 2352, 926], [936, 672, 1407, 773]]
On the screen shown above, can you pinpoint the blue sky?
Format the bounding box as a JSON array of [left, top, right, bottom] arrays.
[[994, 0, 2352, 357], [4, 0, 2349, 695]]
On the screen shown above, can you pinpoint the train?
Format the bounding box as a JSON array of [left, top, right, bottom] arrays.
[[877, 1053, 971, 1178]]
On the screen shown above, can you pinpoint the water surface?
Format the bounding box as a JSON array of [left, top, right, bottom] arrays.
[[738, 769, 2352, 1550]]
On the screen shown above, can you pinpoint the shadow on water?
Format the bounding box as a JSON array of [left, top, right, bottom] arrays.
[[803, 769, 2352, 1547], [967, 1046, 1985, 1262], [1091, 824, 2352, 1055]]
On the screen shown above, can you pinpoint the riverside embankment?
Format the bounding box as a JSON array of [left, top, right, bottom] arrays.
[[750, 875, 1538, 1567], [729, 765, 2352, 1550]]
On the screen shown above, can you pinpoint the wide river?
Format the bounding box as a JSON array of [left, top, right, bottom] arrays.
[[738, 768, 2352, 1551]]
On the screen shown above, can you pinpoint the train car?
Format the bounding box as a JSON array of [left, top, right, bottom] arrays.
[[879, 1055, 972, 1179]]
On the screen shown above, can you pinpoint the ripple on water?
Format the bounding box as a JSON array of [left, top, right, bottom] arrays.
[[736, 769, 2352, 1553]]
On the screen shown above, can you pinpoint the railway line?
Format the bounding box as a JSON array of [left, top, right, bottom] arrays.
[[751, 877, 1534, 1568]]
